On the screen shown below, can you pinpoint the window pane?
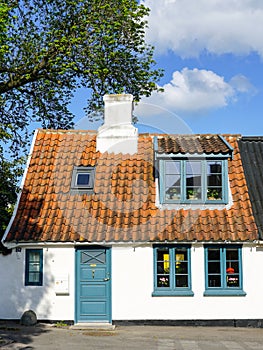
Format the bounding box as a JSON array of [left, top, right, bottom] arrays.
[[226, 248, 240, 288], [29, 252, 40, 272], [226, 249, 238, 260], [207, 161, 222, 201], [208, 261, 220, 274], [156, 249, 170, 288], [165, 162, 181, 201], [207, 187, 222, 200], [28, 272, 40, 283], [157, 250, 170, 273], [175, 249, 188, 273], [176, 275, 188, 287], [175, 248, 189, 288], [30, 252, 40, 262], [157, 275, 170, 287], [207, 175, 222, 187], [208, 248, 220, 260], [186, 161, 201, 175], [165, 174, 181, 187], [226, 275, 239, 287], [77, 173, 90, 185], [208, 275, 221, 287], [29, 262, 40, 272], [165, 161, 180, 174], [81, 250, 106, 264], [186, 161, 202, 200], [186, 187, 201, 200], [207, 248, 221, 287], [207, 161, 222, 175], [165, 187, 181, 200]]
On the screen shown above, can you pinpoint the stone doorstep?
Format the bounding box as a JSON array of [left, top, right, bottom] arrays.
[[70, 323, 116, 330]]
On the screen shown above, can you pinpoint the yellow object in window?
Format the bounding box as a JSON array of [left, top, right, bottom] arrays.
[[163, 254, 170, 272]]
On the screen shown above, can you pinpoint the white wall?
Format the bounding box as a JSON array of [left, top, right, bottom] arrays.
[[0, 247, 75, 320], [111, 245, 263, 320], [0, 244, 263, 321]]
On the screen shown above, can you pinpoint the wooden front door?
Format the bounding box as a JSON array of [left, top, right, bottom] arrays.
[[75, 247, 111, 323]]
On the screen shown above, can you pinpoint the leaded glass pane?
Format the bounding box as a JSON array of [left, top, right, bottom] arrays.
[[81, 250, 106, 264]]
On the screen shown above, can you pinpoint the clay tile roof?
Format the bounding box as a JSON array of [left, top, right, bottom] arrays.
[[157, 134, 232, 154], [4, 130, 258, 244]]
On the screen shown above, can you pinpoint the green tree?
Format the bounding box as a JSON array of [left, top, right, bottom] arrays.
[[0, 0, 163, 149], [0, 0, 163, 245], [0, 127, 24, 251]]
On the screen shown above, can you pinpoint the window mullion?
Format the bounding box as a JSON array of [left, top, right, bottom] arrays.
[[202, 160, 206, 202], [182, 160, 186, 202], [170, 248, 175, 290], [221, 247, 226, 289], [159, 160, 165, 204], [223, 159, 228, 203]]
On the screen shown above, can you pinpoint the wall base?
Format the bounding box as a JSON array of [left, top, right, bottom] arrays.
[[113, 319, 263, 328]]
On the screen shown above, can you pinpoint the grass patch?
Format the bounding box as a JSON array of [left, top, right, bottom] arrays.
[[54, 321, 69, 328], [82, 330, 116, 337]]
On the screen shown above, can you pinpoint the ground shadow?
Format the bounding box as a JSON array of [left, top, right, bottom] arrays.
[[0, 320, 52, 349]]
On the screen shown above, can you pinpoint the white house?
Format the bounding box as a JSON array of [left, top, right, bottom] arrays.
[[1, 94, 263, 327]]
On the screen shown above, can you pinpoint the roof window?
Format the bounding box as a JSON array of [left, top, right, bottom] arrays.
[[71, 166, 95, 191]]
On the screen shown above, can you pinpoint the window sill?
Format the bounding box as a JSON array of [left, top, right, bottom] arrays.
[[152, 290, 194, 297], [163, 200, 227, 205], [203, 289, 246, 297]]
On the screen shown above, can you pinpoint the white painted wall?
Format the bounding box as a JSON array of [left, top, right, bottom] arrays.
[[0, 244, 263, 321], [0, 247, 75, 321], [112, 245, 263, 320]]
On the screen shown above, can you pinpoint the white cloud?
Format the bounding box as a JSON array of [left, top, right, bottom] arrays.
[[229, 74, 257, 94], [135, 68, 255, 117], [141, 0, 263, 57]]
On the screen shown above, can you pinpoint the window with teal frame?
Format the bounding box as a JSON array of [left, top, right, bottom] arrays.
[[159, 158, 228, 204], [204, 245, 246, 296], [25, 249, 43, 286], [153, 245, 193, 296]]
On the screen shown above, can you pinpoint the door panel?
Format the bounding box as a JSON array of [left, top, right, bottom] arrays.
[[76, 247, 111, 323]]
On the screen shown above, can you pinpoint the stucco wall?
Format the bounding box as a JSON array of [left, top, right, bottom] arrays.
[[0, 244, 263, 321], [112, 245, 263, 320], [0, 247, 75, 320]]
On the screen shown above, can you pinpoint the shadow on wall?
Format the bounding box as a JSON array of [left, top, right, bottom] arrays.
[[0, 248, 54, 322]]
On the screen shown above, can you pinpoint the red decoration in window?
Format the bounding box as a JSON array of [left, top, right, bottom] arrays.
[[226, 267, 234, 274]]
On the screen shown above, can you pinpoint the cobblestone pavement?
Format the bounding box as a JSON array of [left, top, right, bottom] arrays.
[[0, 322, 263, 349]]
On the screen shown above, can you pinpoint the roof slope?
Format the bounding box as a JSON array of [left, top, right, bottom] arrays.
[[239, 137, 263, 238], [157, 134, 232, 154], [4, 130, 258, 244]]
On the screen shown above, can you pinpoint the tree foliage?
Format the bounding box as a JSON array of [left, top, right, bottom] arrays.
[[0, 0, 163, 150], [0, 0, 163, 244], [0, 126, 24, 250]]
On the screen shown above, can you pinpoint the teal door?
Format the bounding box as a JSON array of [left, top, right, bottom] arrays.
[[75, 247, 111, 323]]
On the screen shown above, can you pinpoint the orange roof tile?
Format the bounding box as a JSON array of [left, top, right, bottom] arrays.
[[4, 130, 258, 243]]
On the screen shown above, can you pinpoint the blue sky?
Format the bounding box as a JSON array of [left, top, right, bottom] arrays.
[[72, 0, 263, 136]]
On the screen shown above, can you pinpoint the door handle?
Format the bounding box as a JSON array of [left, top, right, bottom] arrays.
[[103, 278, 110, 281]]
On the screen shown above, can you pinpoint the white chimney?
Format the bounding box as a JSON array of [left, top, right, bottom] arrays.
[[96, 94, 138, 154]]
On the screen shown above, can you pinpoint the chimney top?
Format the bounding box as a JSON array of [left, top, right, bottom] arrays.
[[96, 94, 138, 155]]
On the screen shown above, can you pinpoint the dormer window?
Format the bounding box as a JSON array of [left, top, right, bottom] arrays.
[[159, 158, 228, 204], [155, 135, 232, 205], [71, 166, 95, 191]]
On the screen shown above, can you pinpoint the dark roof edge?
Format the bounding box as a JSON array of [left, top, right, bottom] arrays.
[[218, 135, 234, 158], [240, 136, 263, 141]]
